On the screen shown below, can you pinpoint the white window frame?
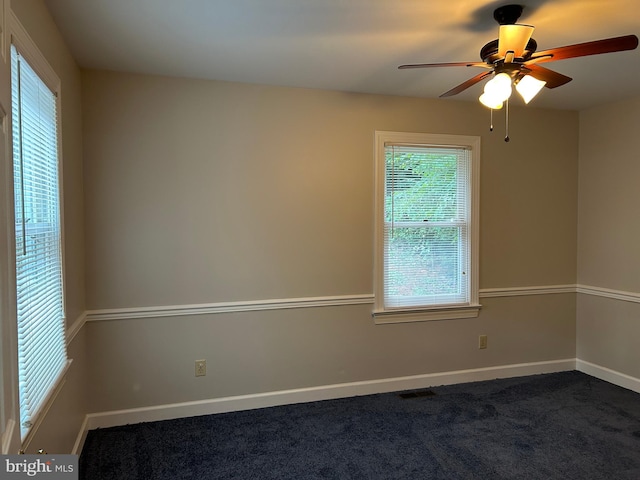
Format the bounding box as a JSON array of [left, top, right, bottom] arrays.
[[373, 131, 480, 324], [9, 11, 68, 445]]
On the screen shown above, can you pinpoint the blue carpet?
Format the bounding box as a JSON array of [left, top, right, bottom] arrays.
[[80, 371, 640, 479]]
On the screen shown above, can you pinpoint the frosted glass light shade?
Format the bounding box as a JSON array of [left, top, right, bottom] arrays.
[[516, 75, 546, 104], [498, 25, 535, 58], [479, 93, 504, 109], [479, 72, 512, 109], [484, 73, 512, 102]]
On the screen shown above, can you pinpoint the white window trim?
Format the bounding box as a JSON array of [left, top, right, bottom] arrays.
[[373, 131, 481, 324], [8, 9, 67, 447]]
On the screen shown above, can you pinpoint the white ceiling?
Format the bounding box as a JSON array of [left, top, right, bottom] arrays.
[[43, 0, 640, 110]]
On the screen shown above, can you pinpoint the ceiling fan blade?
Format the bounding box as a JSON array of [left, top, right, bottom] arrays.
[[529, 34, 638, 63], [523, 64, 572, 89], [523, 54, 553, 65], [440, 71, 493, 97], [398, 61, 488, 70], [498, 24, 535, 59]]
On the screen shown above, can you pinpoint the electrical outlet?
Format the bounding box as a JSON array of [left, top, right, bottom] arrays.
[[479, 335, 488, 349], [195, 359, 206, 377]]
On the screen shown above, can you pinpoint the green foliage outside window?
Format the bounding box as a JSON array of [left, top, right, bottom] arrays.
[[385, 150, 464, 298]]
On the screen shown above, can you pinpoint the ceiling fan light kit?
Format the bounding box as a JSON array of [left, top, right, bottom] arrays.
[[515, 74, 546, 104], [479, 92, 504, 110], [480, 72, 513, 106], [398, 4, 639, 141]]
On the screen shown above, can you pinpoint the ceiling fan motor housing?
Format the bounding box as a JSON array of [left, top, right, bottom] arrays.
[[480, 38, 537, 64], [493, 4, 524, 25]]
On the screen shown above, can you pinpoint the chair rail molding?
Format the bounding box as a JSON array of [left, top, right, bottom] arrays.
[[82, 284, 640, 322]]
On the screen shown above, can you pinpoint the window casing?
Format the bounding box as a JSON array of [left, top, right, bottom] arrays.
[[373, 132, 480, 324], [11, 43, 67, 440]]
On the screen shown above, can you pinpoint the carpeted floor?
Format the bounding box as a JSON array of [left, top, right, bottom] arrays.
[[80, 371, 640, 479]]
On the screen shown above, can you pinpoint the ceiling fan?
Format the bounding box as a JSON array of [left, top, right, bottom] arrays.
[[398, 4, 639, 108]]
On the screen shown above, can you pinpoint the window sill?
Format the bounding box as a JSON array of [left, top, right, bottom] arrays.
[[372, 304, 481, 325]]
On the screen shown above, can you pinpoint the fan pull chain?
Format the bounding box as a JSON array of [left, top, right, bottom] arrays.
[[489, 108, 494, 132], [504, 99, 510, 142]]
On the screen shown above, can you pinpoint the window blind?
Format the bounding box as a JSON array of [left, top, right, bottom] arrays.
[[384, 144, 471, 308], [11, 45, 67, 439]]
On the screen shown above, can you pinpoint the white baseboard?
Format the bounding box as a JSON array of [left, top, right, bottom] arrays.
[[72, 358, 640, 455], [71, 415, 90, 456], [576, 359, 640, 394], [82, 358, 575, 435]]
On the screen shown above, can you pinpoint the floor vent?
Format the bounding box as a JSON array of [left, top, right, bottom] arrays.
[[399, 389, 436, 399]]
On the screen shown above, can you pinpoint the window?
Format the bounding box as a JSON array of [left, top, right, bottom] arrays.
[[373, 131, 480, 324], [11, 44, 67, 440]]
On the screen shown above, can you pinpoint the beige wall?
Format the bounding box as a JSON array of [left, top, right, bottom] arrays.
[[83, 71, 579, 308], [87, 296, 577, 412], [2, 0, 86, 453], [82, 70, 579, 412], [577, 95, 640, 378]]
